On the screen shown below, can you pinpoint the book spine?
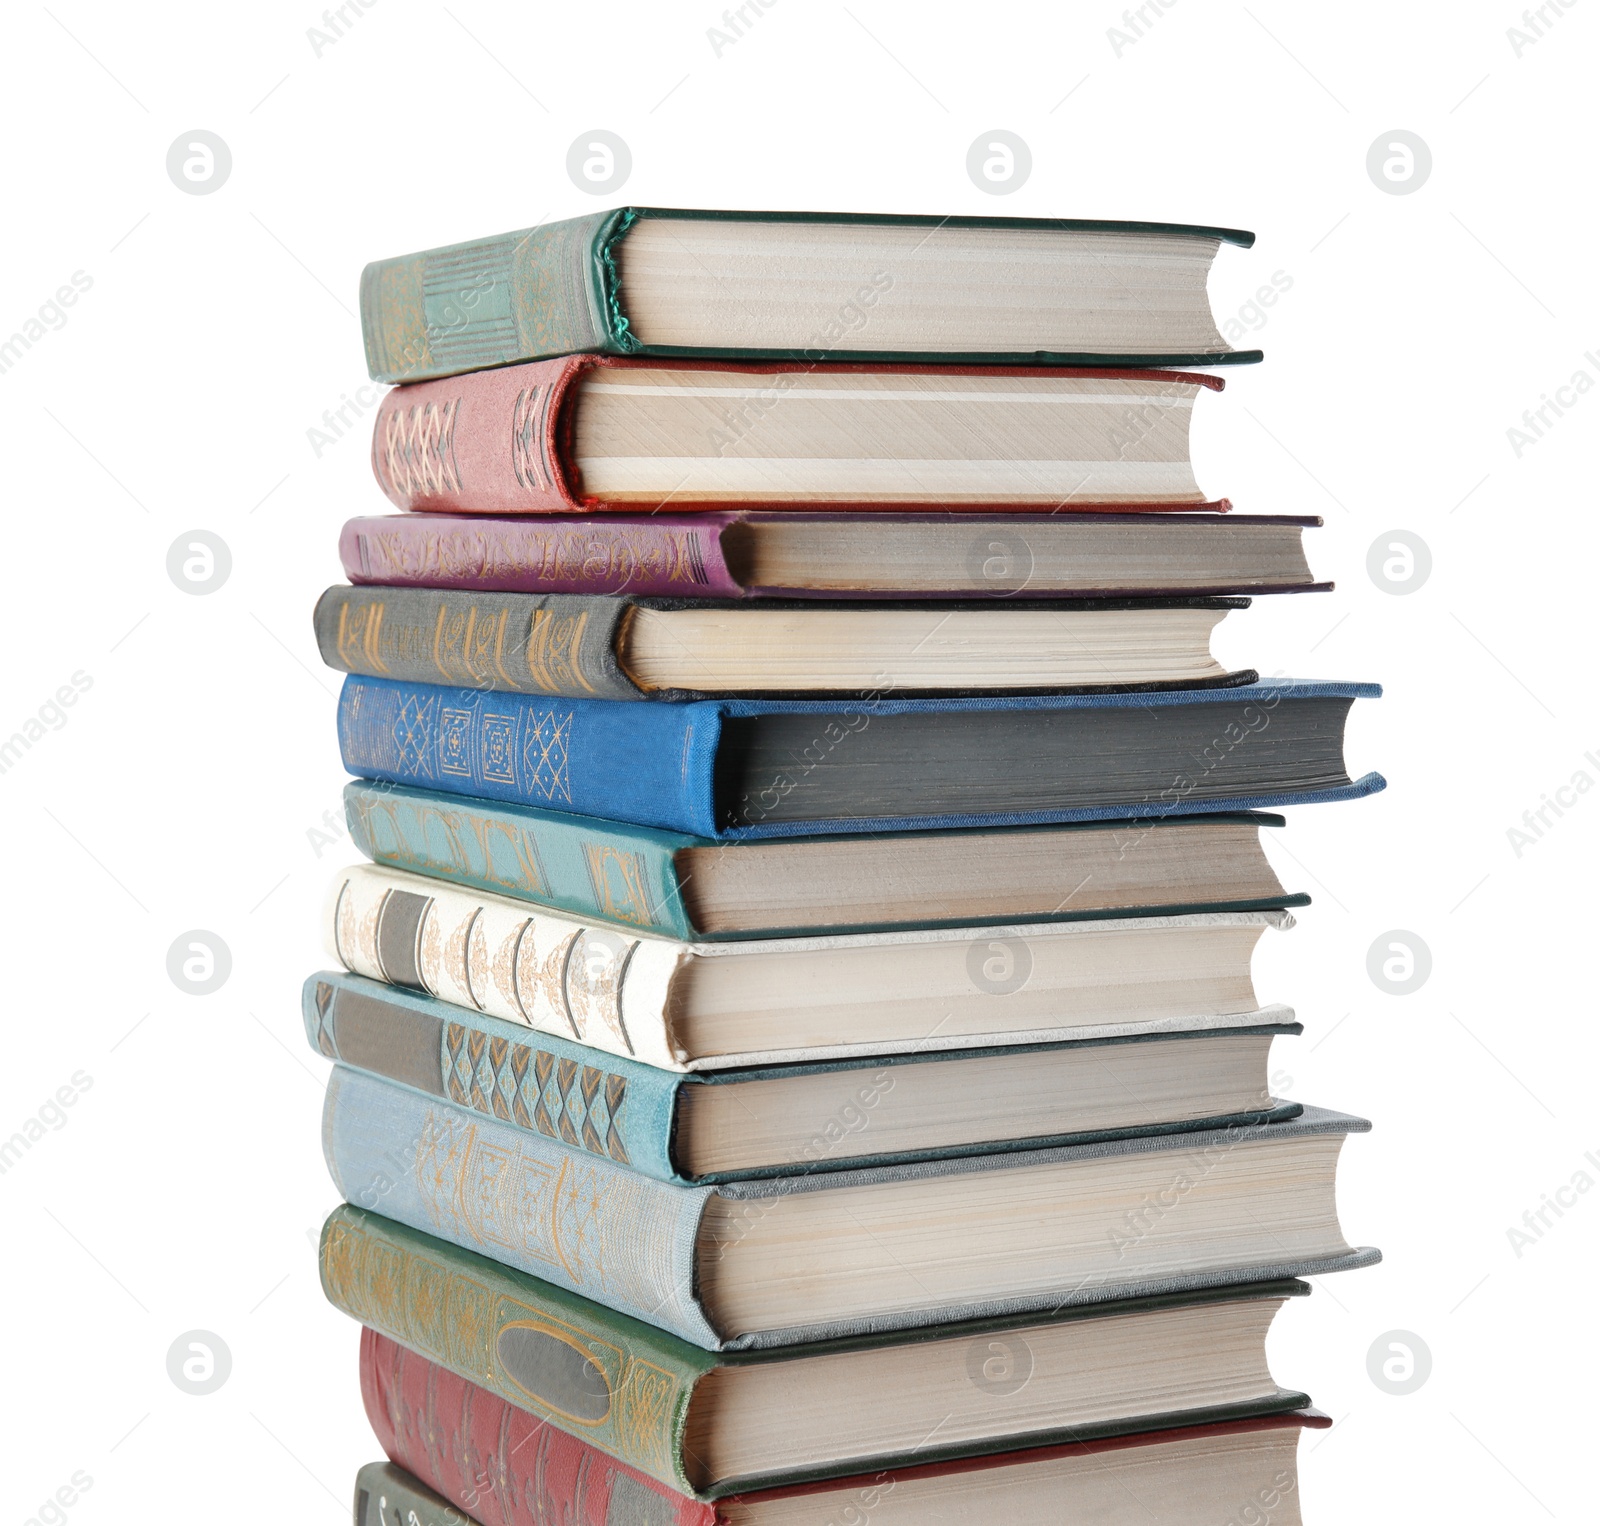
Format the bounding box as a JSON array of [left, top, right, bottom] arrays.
[[303, 971, 683, 1182], [354, 1462, 480, 1526], [320, 1200, 711, 1491], [358, 1349, 715, 1525], [322, 1069, 719, 1346], [360, 211, 624, 384], [312, 585, 643, 701], [344, 780, 697, 940], [325, 861, 687, 1070], [339, 513, 745, 598], [336, 675, 726, 838], [369, 357, 590, 513]]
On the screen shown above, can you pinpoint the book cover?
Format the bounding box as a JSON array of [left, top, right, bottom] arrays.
[[353, 1409, 1329, 1526], [320, 1070, 1379, 1351], [353, 1273, 1312, 1497], [338, 511, 1330, 602], [360, 207, 1260, 384], [342, 779, 1306, 941], [325, 858, 1300, 1069], [354, 1458, 707, 1526], [335, 673, 1385, 840], [313, 583, 1258, 703], [366, 353, 1230, 515], [303, 969, 1304, 1183]]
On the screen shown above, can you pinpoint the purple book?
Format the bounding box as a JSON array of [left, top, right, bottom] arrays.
[[339, 511, 1327, 601]]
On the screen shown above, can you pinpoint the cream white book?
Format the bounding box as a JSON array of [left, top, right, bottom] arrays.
[[326, 862, 1293, 1072]]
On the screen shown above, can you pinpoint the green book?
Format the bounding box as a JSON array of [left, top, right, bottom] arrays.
[[361, 207, 1260, 382], [343, 780, 1305, 941], [322, 1204, 1311, 1501]]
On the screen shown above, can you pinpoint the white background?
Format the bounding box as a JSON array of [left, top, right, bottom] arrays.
[[2, 2, 1594, 1521]]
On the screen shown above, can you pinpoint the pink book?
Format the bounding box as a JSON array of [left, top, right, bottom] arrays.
[[339, 510, 1328, 602]]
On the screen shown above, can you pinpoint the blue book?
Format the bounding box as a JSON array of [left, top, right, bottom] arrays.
[[337, 674, 1384, 839], [303, 970, 1303, 1185], [321, 1063, 1379, 1350]]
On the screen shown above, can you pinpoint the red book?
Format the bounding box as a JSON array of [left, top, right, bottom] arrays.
[[360, 1327, 1328, 1524], [369, 356, 1230, 515]]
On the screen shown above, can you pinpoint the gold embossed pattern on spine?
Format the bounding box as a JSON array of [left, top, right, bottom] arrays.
[[321, 1207, 691, 1485]]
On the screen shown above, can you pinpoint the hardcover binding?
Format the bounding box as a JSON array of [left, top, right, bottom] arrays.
[[320, 1074, 1381, 1351], [312, 583, 1261, 703], [341, 777, 1306, 941], [338, 510, 1330, 602], [360, 208, 1260, 383], [366, 353, 1231, 516], [335, 672, 1385, 841], [304, 968, 1306, 1184]]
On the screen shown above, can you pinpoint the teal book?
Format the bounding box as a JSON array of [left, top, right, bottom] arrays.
[[321, 1065, 1379, 1350], [342, 779, 1308, 940], [360, 207, 1261, 383], [303, 969, 1302, 1185], [325, 1202, 1314, 1499]]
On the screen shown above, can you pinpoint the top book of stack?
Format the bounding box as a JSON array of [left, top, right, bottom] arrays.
[[360, 207, 1260, 384]]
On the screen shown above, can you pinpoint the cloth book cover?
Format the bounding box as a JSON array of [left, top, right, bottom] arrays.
[[328, 1203, 1313, 1498], [320, 1069, 1378, 1350], [359, 207, 1259, 383], [341, 779, 1307, 941], [351, 1414, 1329, 1526], [303, 969, 1304, 1183], [364, 354, 1231, 516], [338, 511, 1329, 602], [335, 673, 1385, 840], [325, 857, 1300, 1068], [313, 583, 1257, 703]]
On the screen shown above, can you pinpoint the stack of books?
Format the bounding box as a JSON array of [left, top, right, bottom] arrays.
[[308, 207, 1385, 1526]]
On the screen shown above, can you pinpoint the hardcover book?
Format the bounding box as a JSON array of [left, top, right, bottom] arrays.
[[336, 674, 1384, 839], [321, 1072, 1378, 1349], [337, 1231, 1311, 1498], [314, 583, 1258, 700], [339, 510, 1328, 601], [304, 970, 1301, 1183], [325, 861, 1296, 1068], [360, 208, 1260, 383], [342, 780, 1308, 940], [354, 1408, 1328, 1526], [367, 356, 1230, 513]]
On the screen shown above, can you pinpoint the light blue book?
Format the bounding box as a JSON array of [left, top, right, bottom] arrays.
[[321, 1064, 1379, 1351]]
